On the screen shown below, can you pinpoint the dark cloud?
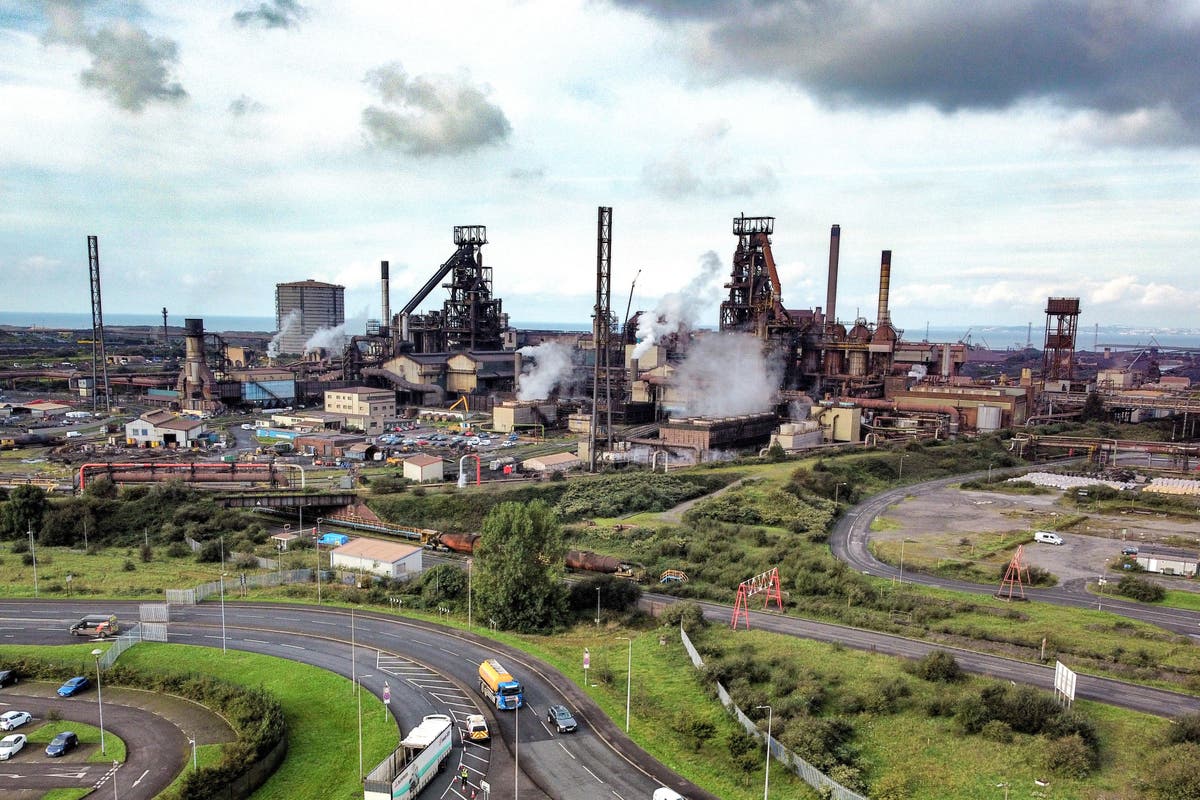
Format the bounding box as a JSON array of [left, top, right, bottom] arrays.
[[229, 94, 265, 116], [232, 0, 308, 30], [40, 1, 186, 112], [361, 63, 512, 157], [612, 0, 1200, 145]]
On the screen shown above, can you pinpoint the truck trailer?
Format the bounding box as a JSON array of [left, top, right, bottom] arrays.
[[363, 713, 452, 800], [478, 659, 523, 710]]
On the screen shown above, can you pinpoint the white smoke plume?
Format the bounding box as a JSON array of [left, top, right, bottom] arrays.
[[267, 309, 301, 359], [632, 250, 723, 359], [672, 333, 781, 418], [304, 323, 352, 355], [516, 341, 575, 401]]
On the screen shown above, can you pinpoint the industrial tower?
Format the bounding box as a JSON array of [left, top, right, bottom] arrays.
[[1042, 297, 1081, 381], [590, 206, 614, 470], [86, 235, 111, 413]]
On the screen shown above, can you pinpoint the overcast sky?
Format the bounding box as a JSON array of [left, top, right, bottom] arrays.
[[3, 0, 1199, 333]]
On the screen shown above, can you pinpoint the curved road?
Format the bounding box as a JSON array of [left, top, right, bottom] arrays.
[[829, 472, 1200, 637], [0, 600, 714, 800]]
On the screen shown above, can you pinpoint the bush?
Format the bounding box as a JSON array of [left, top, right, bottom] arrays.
[[122, 559, 136, 572], [1043, 733, 1098, 777], [166, 541, 192, 558], [980, 720, 1013, 743], [1117, 575, 1166, 602], [910, 650, 964, 682], [1168, 714, 1200, 745], [660, 601, 707, 631], [140, 543, 153, 562], [676, 710, 717, 752]]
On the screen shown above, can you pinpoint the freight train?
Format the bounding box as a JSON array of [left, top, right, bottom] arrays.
[[431, 531, 639, 578]]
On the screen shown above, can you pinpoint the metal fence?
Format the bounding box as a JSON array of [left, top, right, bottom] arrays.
[[167, 569, 313, 605], [97, 626, 142, 669], [679, 625, 868, 800]]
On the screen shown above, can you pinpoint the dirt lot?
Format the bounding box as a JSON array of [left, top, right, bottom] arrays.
[[870, 485, 1200, 587]]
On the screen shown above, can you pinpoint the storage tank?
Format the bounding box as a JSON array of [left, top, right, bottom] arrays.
[[977, 405, 1002, 432], [848, 351, 868, 376]]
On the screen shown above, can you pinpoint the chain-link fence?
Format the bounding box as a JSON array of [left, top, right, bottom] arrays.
[[680, 625, 868, 800]]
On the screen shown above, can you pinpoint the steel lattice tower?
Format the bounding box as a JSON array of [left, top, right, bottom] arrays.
[[590, 206, 614, 471], [87, 235, 111, 413]]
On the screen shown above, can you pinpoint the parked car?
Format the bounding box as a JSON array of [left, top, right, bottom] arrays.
[[56, 676, 90, 697], [0, 733, 26, 760], [546, 704, 578, 733], [45, 731, 78, 757], [0, 669, 17, 688], [1121, 545, 1139, 556], [0, 711, 31, 731]]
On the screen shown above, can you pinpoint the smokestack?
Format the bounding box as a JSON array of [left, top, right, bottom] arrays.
[[825, 224, 840, 328], [380, 260, 390, 338], [514, 350, 523, 387], [877, 250, 892, 329]]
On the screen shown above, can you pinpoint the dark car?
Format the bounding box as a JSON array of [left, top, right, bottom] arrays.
[[0, 669, 17, 688], [1121, 546, 1139, 556], [56, 676, 90, 697], [546, 704, 578, 733], [45, 731, 78, 757]]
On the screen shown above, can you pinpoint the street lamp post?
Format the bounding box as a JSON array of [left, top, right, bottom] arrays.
[[834, 481, 847, 512], [28, 527, 38, 597], [617, 636, 632, 732], [898, 454, 907, 481], [899, 539, 915, 585], [188, 737, 197, 770], [467, 559, 473, 629], [91, 648, 106, 755], [755, 704, 772, 800], [220, 572, 227, 654], [988, 454, 1000, 482], [596, 587, 601, 626]]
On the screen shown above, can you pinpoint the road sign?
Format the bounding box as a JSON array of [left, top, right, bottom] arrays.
[[583, 648, 590, 670], [383, 682, 391, 704]]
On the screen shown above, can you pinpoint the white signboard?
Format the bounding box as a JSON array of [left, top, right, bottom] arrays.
[[1054, 660, 1077, 703]]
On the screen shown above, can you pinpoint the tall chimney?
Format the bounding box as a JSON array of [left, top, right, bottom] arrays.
[[825, 224, 840, 328], [877, 250, 892, 329], [380, 260, 390, 338]]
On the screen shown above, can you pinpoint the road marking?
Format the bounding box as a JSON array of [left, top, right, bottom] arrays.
[[581, 764, 604, 783], [557, 741, 575, 759], [611, 792, 626, 799], [279, 643, 304, 650], [132, 769, 149, 786], [245, 639, 269, 644]]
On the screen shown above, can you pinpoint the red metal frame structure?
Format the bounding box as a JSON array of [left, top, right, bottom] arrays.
[[731, 567, 784, 629], [996, 544, 1029, 601]]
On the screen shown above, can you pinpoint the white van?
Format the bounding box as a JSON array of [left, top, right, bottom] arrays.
[[1034, 531, 1063, 545], [653, 789, 687, 800]]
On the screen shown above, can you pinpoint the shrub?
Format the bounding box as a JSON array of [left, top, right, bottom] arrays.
[[910, 650, 964, 683], [660, 601, 707, 631], [675, 710, 717, 752], [140, 543, 153, 562], [166, 541, 192, 558], [1116, 575, 1166, 602], [980, 720, 1013, 743], [1168, 714, 1200, 745], [122, 559, 136, 572], [1043, 734, 1098, 777]]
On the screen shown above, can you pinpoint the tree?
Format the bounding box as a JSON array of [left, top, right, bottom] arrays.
[[473, 500, 568, 632], [1080, 391, 1106, 422], [0, 485, 49, 540]]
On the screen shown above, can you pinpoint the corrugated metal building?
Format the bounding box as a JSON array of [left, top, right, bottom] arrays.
[[275, 279, 345, 355]]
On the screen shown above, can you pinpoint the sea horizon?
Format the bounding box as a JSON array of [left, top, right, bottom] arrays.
[[2, 311, 1199, 349]]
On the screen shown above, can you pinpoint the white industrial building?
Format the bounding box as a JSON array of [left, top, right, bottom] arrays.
[[330, 537, 423, 580]]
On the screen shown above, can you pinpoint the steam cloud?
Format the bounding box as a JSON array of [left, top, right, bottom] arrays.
[[672, 333, 781, 418], [632, 250, 723, 359], [304, 322, 352, 355], [267, 309, 301, 359], [516, 342, 575, 401]]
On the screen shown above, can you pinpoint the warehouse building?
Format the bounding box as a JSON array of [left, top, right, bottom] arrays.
[[330, 537, 423, 580]]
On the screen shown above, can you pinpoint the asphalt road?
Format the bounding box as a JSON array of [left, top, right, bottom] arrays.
[[0, 688, 186, 798], [829, 472, 1200, 637], [0, 600, 714, 800]]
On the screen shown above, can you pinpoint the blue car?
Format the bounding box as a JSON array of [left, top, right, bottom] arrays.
[[45, 731, 78, 757], [56, 676, 90, 697]]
